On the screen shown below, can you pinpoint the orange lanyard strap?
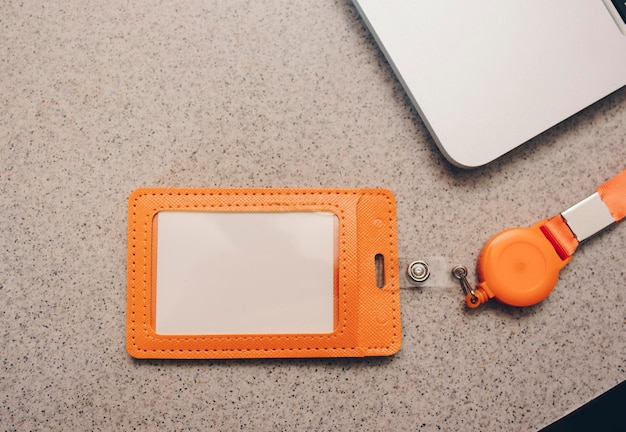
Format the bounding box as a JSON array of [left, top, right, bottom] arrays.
[[598, 168, 626, 221], [541, 168, 626, 260], [540, 216, 579, 260]]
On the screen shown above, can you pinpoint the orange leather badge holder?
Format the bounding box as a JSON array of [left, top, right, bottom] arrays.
[[126, 188, 401, 359]]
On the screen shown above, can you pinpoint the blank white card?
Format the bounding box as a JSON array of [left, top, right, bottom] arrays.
[[155, 211, 337, 335]]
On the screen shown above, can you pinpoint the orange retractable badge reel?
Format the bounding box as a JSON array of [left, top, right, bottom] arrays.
[[466, 168, 626, 308]]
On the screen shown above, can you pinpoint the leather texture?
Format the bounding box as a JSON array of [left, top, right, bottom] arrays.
[[126, 188, 401, 359]]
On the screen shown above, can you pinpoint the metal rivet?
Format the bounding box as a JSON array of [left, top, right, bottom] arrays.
[[407, 260, 430, 283]]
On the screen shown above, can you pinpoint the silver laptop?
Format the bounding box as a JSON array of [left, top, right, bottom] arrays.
[[353, 0, 626, 167]]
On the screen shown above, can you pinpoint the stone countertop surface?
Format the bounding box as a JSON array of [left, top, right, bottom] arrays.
[[2, 1, 625, 430]]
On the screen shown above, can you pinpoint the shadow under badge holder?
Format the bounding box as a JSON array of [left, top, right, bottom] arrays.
[[461, 168, 626, 308], [126, 188, 401, 359]]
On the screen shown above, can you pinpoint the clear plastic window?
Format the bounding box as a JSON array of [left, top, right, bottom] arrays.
[[154, 211, 338, 335]]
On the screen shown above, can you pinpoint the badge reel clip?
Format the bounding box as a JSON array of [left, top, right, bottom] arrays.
[[456, 169, 626, 308]]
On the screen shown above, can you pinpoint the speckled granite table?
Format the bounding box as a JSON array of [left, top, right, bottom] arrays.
[[2, 1, 625, 430]]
